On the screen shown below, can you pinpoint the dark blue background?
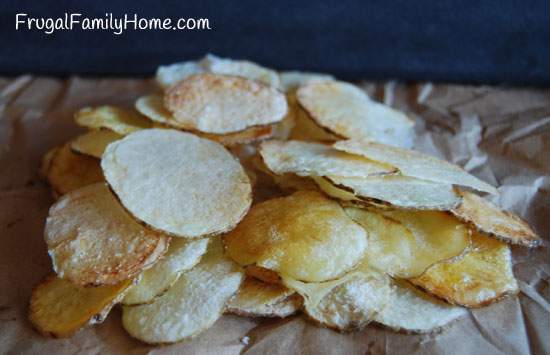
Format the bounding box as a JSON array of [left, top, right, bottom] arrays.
[[1, 0, 549, 85]]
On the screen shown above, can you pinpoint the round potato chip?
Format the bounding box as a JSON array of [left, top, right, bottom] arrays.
[[29, 275, 134, 337], [164, 73, 287, 134], [333, 140, 498, 195], [411, 232, 518, 308], [74, 106, 152, 135], [102, 129, 252, 238], [283, 269, 391, 331], [45, 144, 104, 197], [345, 207, 471, 278], [227, 277, 302, 318], [224, 191, 368, 282], [122, 238, 244, 344], [70, 130, 123, 158], [122, 238, 209, 306], [451, 190, 540, 247], [297, 81, 415, 148], [45, 183, 169, 286], [287, 91, 339, 143], [374, 281, 467, 333], [279, 71, 334, 92], [259, 140, 396, 178]]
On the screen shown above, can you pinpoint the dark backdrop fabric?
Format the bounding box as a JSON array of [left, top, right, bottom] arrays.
[[1, 0, 549, 85]]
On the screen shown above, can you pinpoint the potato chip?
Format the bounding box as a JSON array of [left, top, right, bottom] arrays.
[[259, 140, 396, 178], [224, 191, 367, 282], [288, 91, 340, 143], [75, 106, 152, 135], [245, 265, 284, 285], [45, 144, 104, 197], [203, 54, 281, 88], [156, 59, 205, 89], [323, 175, 461, 210], [411, 232, 518, 307], [334, 140, 498, 195], [135, 95, 275, 145], [451, 190, 540, 247], [227, 277, 302, 318], [29, 275, 133, 337], [102, 129, 252, 238], [122, 238, 244, 344], [122, 238, 209, 306], [45, 183, 169, 286], [251, 155, 319, 193], [279, 71, 334, 91], [164, 73, 287, 134], [345, 207, 471, 278], [70, 130, 123, 158], [283, 269, 391, 331], [374, 281, 467, 333], [297, 81, 415, 148]]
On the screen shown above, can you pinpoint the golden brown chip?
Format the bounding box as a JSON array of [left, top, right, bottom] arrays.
[[346, 207, 471, 278], [245, 265, 283, 285], [164, 73, 287, 134], [224, 191, 367, 282], [227, 277, 302, 318], [411, 232, 518, 307], [70, 130, 123, 158], [45, 183, 169, 286], [286, 91, 339, 142], [29, 275, 133, 337], [451, 190, 540, 247], [75, 106, 152, 135], [45, 144, 104, 197]]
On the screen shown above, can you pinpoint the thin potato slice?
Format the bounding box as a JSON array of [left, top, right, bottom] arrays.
[[45, 144, 104, 197], [325, 175, 461, 210], [122, 238, 209, 306], [297, 81, 415, 148], [411, 232, 518, 307], [279, 71, 334, 91], [224, 191, 367, 282], [70, 130, 123, 158], [203, 54, 281, 88], [135, 95, 275, 145], [75, 106, 152, 135], [156, 59, 205, 89], [122, 238, 244, 344], [259, 140, 395, 178], [245, 265, 283, 285], [251, 155, 318, 193], [334, 140, 498, 195], [164, 73, 287, 134], [451, 190, 540, 247], [46, 183, 169, 286], [227, 277, 302, 318], [283, 269, 391, 331], [29, 275, 133, 337], [288, 93, 340, 143], [102, 129, 252, 238], [374, 281, 467, 333], [346, 208, 471, 278]]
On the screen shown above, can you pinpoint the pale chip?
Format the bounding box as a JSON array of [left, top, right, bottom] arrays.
[[283, 269, 391, 331], [156, 60, 205, 89], [164, 73, 287, 134], [70, 130, 123, 158], [288, 91, 339, 143], [45, 143, 104, 197], [224, 191, 367, 282], [411, 232, 519, 308], [451, 190, 540, 247], [227, 277, 302, 318], [324, 175, 461, 210], [45, 183, 169, 286], [29, 275, 133, 337], [259, 140, 395, 178], [122, 238, 244, 344], [279, 71, 334, 91], [203, 54, 281, 88], [374, 281, 467, 333], [346, 207, 471, 278], [122, 238, 209, 306], [297, 81, 415, 148], [75, 106, 152, 135], [102, 129, 252, 238], [334, 140, 498, 195]]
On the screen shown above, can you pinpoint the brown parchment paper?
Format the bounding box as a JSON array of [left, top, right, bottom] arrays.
[[0, 76, 548, 355]]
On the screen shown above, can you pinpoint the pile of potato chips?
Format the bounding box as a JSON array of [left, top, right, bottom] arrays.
[[30, 54, 540, 343]]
